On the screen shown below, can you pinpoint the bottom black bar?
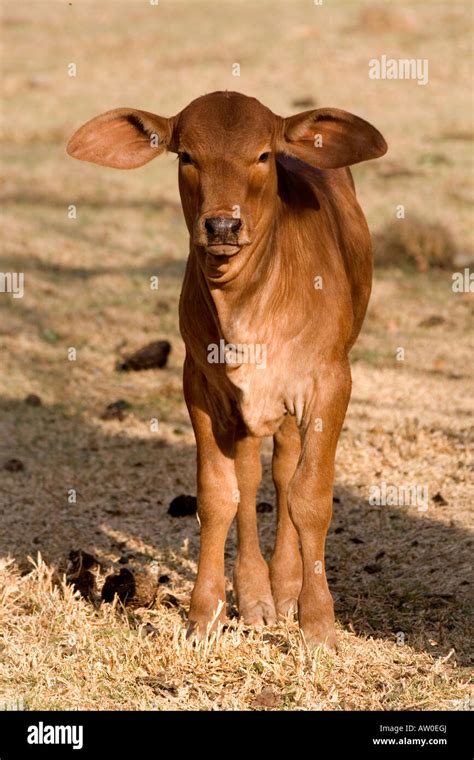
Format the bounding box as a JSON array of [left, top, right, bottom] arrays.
[[0, 710, 470, 758]]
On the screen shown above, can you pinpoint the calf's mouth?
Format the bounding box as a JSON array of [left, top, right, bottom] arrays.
[[205, 242, 241, 256]]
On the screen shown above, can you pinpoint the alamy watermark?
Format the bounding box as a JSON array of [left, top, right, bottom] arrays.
[[0, 697, 25, 710], [0, 272, 24, 298], [369, 55, 428, 86], [369, 481, 429, 512], [452, 268, 474, 293], [207, 339, 267, 369], [27, 721, 83, 750], [451, 694, 474, 710]]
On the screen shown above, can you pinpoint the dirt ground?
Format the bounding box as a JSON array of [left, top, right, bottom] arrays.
[[0, 0, 472, 710]]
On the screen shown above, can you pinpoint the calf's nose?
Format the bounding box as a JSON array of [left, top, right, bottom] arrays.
[[205, 216, 241, 237]]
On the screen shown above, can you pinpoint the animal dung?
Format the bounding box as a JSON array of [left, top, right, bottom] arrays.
[[3, 458, 25, 472], [116, 340, 171, 372], [100, 399, 131, 421], [363, 563, 382, 574], [168, 494, 197, 517], [418, 315, 446, 328], [256, 501, 273, 513], [101, 566, 157, 609], [25, 393, 42, 406], [68, 549, 101, 573], [68, 568, 96, 601], [141, 623, 160, 638], [66, 550, 101, 602], [160, 592, 181, 609]]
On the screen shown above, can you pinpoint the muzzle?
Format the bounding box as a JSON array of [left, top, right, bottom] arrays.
[[204, 216, 242, 246]]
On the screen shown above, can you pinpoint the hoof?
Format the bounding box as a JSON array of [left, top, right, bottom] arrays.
[[240, 599, 277, 627], [275, 597, 299, 620], [301, 624, 337, 653]]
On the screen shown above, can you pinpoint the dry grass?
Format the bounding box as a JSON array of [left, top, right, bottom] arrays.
[[0, 556, 470, 711], [374, 217, 458, 271], [0, 0, 473, 711]]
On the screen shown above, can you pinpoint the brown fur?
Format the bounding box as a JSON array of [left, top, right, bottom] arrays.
[[68, 91, 387, 648]]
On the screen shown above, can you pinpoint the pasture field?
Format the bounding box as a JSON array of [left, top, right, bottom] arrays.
[[0, 0, 472, 710]]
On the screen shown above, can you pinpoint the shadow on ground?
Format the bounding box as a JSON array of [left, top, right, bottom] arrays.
[[0, 397, 471, 666], [0, 252, 187, 283]]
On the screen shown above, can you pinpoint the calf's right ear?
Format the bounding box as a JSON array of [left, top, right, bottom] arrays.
[[67, 108, 176, 169]]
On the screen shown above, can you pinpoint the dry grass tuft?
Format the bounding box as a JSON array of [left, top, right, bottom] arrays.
[[374, 217, 457, 272], [357, 5, 417, 35], [0, 556, 470, 711]]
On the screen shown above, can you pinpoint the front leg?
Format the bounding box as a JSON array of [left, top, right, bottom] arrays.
[[184, 359, 238, 637], [233, 431, 276, 626], [289, 362, 352, 650], [270, 414, 303, 619]]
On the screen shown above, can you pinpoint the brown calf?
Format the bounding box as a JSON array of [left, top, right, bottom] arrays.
[[68, 91, 387, 649]]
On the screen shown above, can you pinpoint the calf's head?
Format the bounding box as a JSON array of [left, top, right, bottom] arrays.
[[67, 91, 386, 270]]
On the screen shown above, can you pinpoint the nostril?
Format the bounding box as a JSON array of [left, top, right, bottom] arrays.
[[205, 216, 242, 236], [205, 217, 218, 235], [229, 218, 242, 233]]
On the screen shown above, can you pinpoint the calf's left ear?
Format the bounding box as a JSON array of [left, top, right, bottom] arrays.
[[67, 107, 177, 169], [281, 107, 387, 169]]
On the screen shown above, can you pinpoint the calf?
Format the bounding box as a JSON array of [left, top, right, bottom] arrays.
[[68, 91, 387, 649]]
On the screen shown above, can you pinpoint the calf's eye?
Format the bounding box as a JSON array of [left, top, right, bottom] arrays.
[[258, 151, 270, 163], [180, 152, 193, 165]]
